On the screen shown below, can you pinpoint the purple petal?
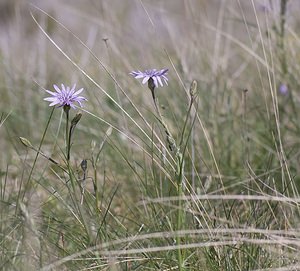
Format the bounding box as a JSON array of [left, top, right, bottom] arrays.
[[44, 97, 58, 102], [53, 84, 61, 93], [142, 76, 150, 84], [77, 101, 83, 107], [49, 100, 61, 106], [160, 68, 168, 75], [76, 96, 87, 101], [157, 76, 163, 87], [130, 71, 141, 77], [61, 84, 66, 92], [45, 90, 58, 96], [73, 88, 84, 96], [69, 84, 77, 95], [152, 77, 158, 88], [134, 74, 145, 79]]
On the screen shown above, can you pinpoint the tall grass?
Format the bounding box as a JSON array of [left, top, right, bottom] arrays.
[[1, 0, 300, 270]]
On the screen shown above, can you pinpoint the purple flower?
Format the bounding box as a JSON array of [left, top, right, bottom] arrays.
[[44, 84, 87, 109], [258, 3, 271, 13], [130, 68, 168, 88], [279, 83, 288, 96]]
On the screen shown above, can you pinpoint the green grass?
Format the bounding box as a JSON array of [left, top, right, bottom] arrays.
[[1, 0, 300, 270]]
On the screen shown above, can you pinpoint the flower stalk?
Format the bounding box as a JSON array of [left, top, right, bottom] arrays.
[[44, 83, 86, 162], [131, 69, 198, 270], [64, 105, 71, 162]]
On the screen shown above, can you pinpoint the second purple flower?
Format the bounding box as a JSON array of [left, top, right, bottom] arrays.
[[130, 68, 168, 88]]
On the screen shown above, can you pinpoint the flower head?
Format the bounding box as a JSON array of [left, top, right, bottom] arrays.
[[44, 84, 87, 109], [279, 83, 288, 96], [130, 68, 168, 88], [258, 3, 271, 13]]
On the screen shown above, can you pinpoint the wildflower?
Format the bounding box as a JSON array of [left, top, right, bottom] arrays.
[[258, 3, 271, 13], [44, 84, 87, 109], [130, 69, 168, 88], [279, 83, 288, 95]]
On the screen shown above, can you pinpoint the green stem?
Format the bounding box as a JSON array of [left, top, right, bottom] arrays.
[[179, 97, 194, 147], [93, 165, 99, 210], [66, 162, 92, 244], [176, 154, 184, 271], [19, 107, 55, 210], [29, 145, 67, 173], [149, 82, 186, 270], [64, 106, 70, 162], [152, 93, 176, 152], [279, 0, 288, 75]]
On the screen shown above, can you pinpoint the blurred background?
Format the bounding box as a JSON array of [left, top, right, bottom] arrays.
[[1, 0, 300, 191]]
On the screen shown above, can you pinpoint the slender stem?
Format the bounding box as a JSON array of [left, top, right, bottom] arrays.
[[19, 107, 55, 207], [80, 160, 87, 205], [151, 89, 161, 117], [93, 164, 99, 210], [149, 82, 185, 270], [279, 0, 288, 75], [67, 124, 72, 162], [179, 97, 194, 147], [242, 89, 249, 166], [176, 153, 184, 271], [64, 106, 70, 162], [28, 145, 67, 173], [151, 90, 176, 152]]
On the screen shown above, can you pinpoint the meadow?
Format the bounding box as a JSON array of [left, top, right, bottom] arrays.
[[1, 0, 300, 270]]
